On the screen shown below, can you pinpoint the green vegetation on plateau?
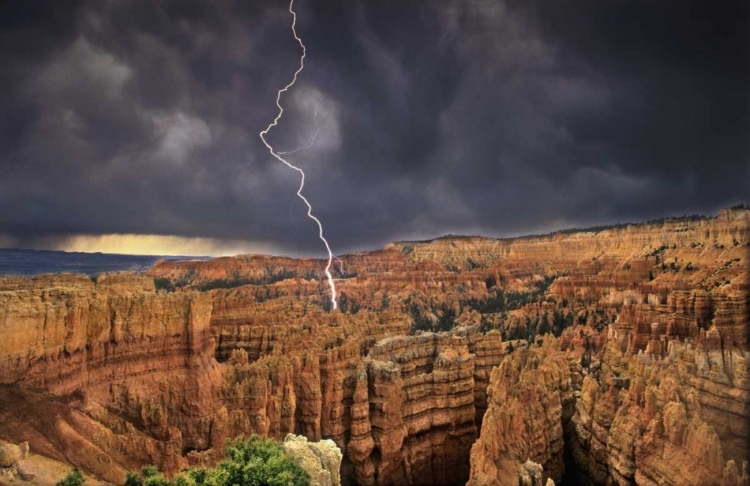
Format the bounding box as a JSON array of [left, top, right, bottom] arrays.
[[59, 436, 309, 486]]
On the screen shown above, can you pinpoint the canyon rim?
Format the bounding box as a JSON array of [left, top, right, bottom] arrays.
[[0, 208, 748, 485]]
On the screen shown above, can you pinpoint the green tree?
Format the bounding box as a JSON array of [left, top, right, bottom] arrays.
[[123, 437, 309, 486], [380, 294, 390, 310], [56, 469, 85, 486], [217, 437, 308, 486], [125, 471, 144, 486], [479, 315, 492, 334], [142, 466, 170, 486], [435, 306, 456, 332]]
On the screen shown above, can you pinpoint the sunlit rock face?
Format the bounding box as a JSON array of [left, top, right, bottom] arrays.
[[0, 208, 747, 485], [467, 337, 576, 486], [566, 337, 750, 486], [0, 273, 223, 482], [467, 210, 749, 486], [283, 434, 343, 486]]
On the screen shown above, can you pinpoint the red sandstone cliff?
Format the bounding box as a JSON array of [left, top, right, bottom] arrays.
[[467, 337, 577, 486], [465, 209, 749, 486], [0, 208, 747, 485]]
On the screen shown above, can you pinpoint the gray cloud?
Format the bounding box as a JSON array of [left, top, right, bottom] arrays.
[[0, 0, 747, 256]]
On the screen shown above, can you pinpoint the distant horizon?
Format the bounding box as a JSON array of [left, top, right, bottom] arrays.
[[2, 205, 745, 259], [0, 247, 210, 278], [0, 246, 212, 258]]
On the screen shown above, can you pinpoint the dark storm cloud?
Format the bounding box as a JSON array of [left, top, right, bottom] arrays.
[[0, 0, 747, 255]]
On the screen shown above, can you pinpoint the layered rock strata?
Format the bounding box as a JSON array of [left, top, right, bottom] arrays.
[[0, 208, 746, 485], [467, 338, 577, 486], [568, 338, 749, 486], [0, 274, 223, 482], [351, 333, 479, 485]]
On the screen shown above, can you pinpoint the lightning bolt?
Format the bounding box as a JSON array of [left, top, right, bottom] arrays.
[[281, 98, 321, 240], [278, 98, 322, 156], [259, 0, 338, 310], [336, 256, 345, 274]]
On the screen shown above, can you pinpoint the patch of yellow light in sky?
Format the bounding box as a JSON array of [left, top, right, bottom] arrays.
[[55, 234, 272, 257]]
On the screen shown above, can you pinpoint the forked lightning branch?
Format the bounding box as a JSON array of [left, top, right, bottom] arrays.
[[259, 0, 338, 310]]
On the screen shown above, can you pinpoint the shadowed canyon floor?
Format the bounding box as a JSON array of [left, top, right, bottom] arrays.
[[0, 208, 748, 485]]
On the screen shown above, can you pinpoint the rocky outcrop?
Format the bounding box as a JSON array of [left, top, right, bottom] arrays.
[[0, 439, 104, 486], [355, 333, 480, 486], [216, 330, 506, 486], [0, 274, 223, 482], [0, 440, 27, 468], [467, 338, 576, 486], [568, 338, 749, 486], [0, 208, 747, 485], [283, 434, 343, 486], [0, 273, 216, 393]]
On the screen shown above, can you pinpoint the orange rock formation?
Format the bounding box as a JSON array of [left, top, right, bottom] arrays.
[[0, 208, 746, 485]]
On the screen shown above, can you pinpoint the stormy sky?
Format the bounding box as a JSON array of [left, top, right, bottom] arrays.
[[0, 0, 747, 256]]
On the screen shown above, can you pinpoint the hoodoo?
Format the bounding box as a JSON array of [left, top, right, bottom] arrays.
[[0, 209, 747, 485]]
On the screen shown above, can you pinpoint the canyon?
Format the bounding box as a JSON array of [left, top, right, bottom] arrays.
[[0, 208, 747, 485]]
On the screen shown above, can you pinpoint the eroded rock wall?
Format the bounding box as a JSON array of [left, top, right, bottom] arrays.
[[0, 274, 225, 482], [467, 338, 577, 486], [0, 208, 747, 485], [569, 338, 749, 486], [216, 330, 505, 486]]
